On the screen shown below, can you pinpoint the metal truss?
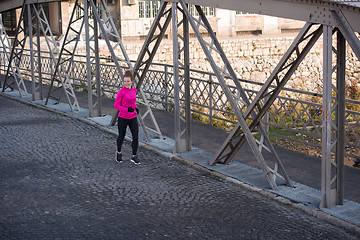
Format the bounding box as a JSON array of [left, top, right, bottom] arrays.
[[0, 16, 14, 89], [83, 0, 101, 117], [320, 10, 360, 207], [45, 0, 84, 111], [0, 0, 355, 207], [171, 2, 192, 152], [321, 26, 342, 208], [177, 0, 292, 189], [2, 1, 82, 111], [27, 3, 44, 101], [210, 22, 323, 186], [133, 2, 172, 90], [332, 9, 360, 61], [26, 2, 80, 112], [133, 2, 172, 140], [1, 0, 28, 96], [0, 16, 7, 89], [91, 0, 162, 140], [127, 1, 192, 147], [110, 1, 172, 140]]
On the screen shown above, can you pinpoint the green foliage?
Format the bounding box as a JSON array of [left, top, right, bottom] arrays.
[[75, 81, 87, 93], [191, 106, 210, 124]]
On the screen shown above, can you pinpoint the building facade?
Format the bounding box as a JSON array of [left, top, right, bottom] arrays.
[[118, 0, 305, 40], [63, 0, 305, 40], [1, 0, 305, 40]]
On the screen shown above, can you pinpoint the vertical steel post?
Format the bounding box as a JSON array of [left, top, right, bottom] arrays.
[[165, 65, 169, 112], [209, 75, 213, 126], [84, 0, 101, 117], [0, 15, 3, 82], [28, 4, 43, 101], [2, 1, 28, 96], [35, 7, 43, 100], [332, 10, 360, 61], [28, 4, 36, 100], [336, 29, 345, 205], [93, 3, 101, 117], [184, 7, 191, 151], [84, 0, 92, 116], [94, 0, 162, 140], [179, 1, 289, 189], [172, 2, 191, 153], [172, 2, 182, 152], [321, 25, 335, 208], [45, 0, 82, 111]]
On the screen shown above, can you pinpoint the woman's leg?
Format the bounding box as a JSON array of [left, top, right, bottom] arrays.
[[117, 117, 128, 152], [128, 118, 139, 155]]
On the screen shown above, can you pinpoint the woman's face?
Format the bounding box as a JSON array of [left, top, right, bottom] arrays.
[[123, 76, 133, 89]]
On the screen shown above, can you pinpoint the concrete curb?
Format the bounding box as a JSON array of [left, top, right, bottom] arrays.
[[1, 92, 359, 236]]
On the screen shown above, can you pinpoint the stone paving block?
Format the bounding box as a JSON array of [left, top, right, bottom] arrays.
[[1, 94, 360, 239]]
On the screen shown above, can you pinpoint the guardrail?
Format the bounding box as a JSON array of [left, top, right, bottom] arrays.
[[1, 48, 359, 160]]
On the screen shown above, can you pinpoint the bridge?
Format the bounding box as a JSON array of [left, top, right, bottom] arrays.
[[0, 0, 359, 209]]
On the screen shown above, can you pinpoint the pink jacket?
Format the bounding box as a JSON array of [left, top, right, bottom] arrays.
[[114, 86, 138, 119]]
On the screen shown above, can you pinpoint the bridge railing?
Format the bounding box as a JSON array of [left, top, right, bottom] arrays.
[[1, 48, 359, 160]]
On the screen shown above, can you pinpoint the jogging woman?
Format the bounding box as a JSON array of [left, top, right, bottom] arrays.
[[114, 70, 140, 165]]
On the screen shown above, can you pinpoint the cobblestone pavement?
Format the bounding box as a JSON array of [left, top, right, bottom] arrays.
[[0, 95, 359, 240]]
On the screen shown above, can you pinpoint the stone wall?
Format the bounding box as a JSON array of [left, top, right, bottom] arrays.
[[119, 34, 360, 96]]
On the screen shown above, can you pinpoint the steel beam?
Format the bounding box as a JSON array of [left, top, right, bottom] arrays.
[[180, 0, 360, 33], [128, 2, 172, 140], [45, 0, 83, 111], [0, 0, 60, 12], [30, 2, 80, 109], [110, 2, 172, 121], [31, 3, 59, 101], [244, 24, 323, 130], [183, 5, 192, 152], [1, 0, 360, 33], [336, 29, 345, 205], [211, 23, 323, 166], [0, 16, 22, 92], [172, 2, 192, 153], [133, 2, 172, 90], [321, 25, 335, 208], [320, 26, 346, 208], [332, 9, 360, 61], [28, 4, 43, 101], [110, 2, 171, 138], [94, 0, 162, 140], [172, 3, 182, 152], [179, 0, 292, 189], [2, 1, 28, 96], [0, 15, 6, 88], [35, 5, 43, 100], [84, 0, 101, 117]]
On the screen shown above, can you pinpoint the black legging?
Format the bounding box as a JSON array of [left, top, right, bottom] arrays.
[[117, 117, 139, 155]]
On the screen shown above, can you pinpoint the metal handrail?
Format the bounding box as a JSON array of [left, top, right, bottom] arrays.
[[1, 48, 359, 159]]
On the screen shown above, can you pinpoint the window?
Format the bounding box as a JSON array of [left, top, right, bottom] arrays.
[[75, 3, 103, 20], [138, 2, 214, 19], [139, 1, 159, 18], [76, 3, 84, 19], [1, 10, 17, 35], [97, 2, 103, 19], [189, 5, 215, 17], [236, 11, 251, 15]]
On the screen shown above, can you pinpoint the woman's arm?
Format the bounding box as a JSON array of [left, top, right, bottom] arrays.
[[114, 91, 127, 112]]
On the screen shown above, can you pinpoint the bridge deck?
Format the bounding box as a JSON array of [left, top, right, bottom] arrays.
[[1, 0, 360, 33], [0, 0, 60, 13]]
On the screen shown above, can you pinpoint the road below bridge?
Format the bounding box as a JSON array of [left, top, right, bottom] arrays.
[[0, 95, 358, 239]]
